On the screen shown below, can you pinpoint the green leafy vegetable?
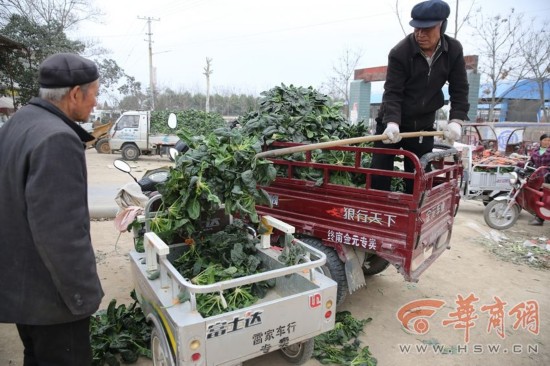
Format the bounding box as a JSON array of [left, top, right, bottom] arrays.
[[313, 311, 377, 365], [90, 291, 151, 366]]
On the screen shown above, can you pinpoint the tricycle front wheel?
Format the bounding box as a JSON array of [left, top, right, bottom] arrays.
[[484, 200, 520, 230], [279, 338, 314, 364]]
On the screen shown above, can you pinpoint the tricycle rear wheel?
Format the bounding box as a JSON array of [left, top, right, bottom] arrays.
[[300, 237, 347, 305], [484, 199, 520, 230], [279, 338, 314, 364]]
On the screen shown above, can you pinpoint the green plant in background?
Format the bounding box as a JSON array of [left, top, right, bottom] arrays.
[[314, 311, 377, 365], [149, 109, 227, 135], [90, 291, 151, 366]]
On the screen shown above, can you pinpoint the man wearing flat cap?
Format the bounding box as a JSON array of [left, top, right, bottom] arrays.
[[370, 0, 470, 193], [0, 53, 104, 365]]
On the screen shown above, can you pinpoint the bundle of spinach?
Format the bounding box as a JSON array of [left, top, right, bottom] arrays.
[[239, 84, 369, 145], [236, 84, 382, 189], [90, 291, 151, 366], [313, 311, 377, 365], [171, 219, 275, 317], [153, 127, 277, 242]]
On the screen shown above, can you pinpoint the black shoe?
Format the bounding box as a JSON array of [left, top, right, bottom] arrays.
[[528, 217, 544, 226]]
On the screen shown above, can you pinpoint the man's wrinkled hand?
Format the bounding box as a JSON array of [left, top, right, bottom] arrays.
[[383, 122, 401, 144], [442, 119, 462, 141]]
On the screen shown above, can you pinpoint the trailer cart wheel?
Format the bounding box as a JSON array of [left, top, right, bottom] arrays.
[[122, 144, 140, 161], [280, 338, 314, 364], [151, 325, 175, 366], [300, 237, 347, 305], [362, 254, 390, 275], [95, 137, 111, 154]]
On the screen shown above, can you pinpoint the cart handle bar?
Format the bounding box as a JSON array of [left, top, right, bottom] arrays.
[[255, 131, 445, 159]]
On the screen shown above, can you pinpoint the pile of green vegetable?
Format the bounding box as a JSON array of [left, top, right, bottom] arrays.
[[90, 291, 151, 366], [153, 127, 276, 243], [314, 311, 377, 365], [236, 83, 403, 191], [238, 83, 369, 144], [169, 219, 276, 317]]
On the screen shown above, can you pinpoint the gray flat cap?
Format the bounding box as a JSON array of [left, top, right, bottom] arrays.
[[39, 53, 99, 88], [409, 0, 450, 29]]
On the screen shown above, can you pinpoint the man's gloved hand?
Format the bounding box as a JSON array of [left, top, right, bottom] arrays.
[[383, 122, 401, 144], [442, 119, 462, 141]]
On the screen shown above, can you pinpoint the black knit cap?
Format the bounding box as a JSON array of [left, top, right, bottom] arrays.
[[409, 0, 450, 28], [39, 53, 99, 88]]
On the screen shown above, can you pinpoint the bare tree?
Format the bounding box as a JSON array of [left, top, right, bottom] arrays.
[[0, 0, 102, 31], [517, 21, 550, 122], [452, 0, 476, 38], [393, 0, 408, 37], [203, 57, 213, 113], [467, 8, 526, 122], [320, 48, 362, 117]]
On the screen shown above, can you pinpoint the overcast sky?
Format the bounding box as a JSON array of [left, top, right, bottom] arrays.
[[73, 0, 550, 96]]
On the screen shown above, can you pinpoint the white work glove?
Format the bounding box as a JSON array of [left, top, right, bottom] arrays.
[[383, 122, 402, 144], [442, 119, 462, 142]]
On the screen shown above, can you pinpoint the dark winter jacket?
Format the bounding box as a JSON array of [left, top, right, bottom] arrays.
[[0, 97, 104, 325], [377, 33, 470, 132]]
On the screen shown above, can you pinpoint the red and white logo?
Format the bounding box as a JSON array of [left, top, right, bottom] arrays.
[[309, 293, 321, 308]]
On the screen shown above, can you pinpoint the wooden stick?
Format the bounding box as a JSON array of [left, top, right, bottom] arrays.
[[255, 131, 445, 159]]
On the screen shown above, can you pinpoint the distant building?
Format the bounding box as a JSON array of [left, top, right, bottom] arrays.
[[350, 55, 480, 128], [478, 79, 550, 122], [350, 55, 549, 125]]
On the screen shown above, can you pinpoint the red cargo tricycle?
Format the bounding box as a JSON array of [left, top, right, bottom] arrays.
[[255, 136, 462, 304], [484, 164, 550, 229]]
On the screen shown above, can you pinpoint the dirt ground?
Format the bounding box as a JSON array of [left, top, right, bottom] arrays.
[[1, 149, 548, 366]]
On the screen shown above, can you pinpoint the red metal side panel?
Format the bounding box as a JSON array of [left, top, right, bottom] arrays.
[[256, 143, 462, 282]]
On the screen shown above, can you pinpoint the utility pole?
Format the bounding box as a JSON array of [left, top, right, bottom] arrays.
[[138, 16, 160, 110], [203, 57, 213, 112]]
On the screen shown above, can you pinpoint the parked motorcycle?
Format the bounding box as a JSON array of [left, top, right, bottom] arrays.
[[484, 163, 550, 229]]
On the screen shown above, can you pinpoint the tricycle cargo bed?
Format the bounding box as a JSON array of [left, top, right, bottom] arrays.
[[131, 229, 336, 366], [256, 142, 462, 283]]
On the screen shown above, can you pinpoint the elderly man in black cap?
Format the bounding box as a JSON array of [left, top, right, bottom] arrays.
[[370, 0, 470, 193], [0, 53, 104, 365]]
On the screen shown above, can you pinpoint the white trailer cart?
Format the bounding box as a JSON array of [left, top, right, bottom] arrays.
[[458, 143, 516, 204], [130, 214, 337, 366]]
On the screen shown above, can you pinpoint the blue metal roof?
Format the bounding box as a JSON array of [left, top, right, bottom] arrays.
[[370, 79, 549, 104], [481, 79, 550, 100]]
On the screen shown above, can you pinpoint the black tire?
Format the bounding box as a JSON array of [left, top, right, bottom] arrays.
[[122, 144, 140, 161], [95, 138, 110, 154], [279, 338, 314, 365], [483, 199, 520, 230], [362, 254, 390, 275], [300, 237, 347, 305], [150, 325, 175, 366]]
